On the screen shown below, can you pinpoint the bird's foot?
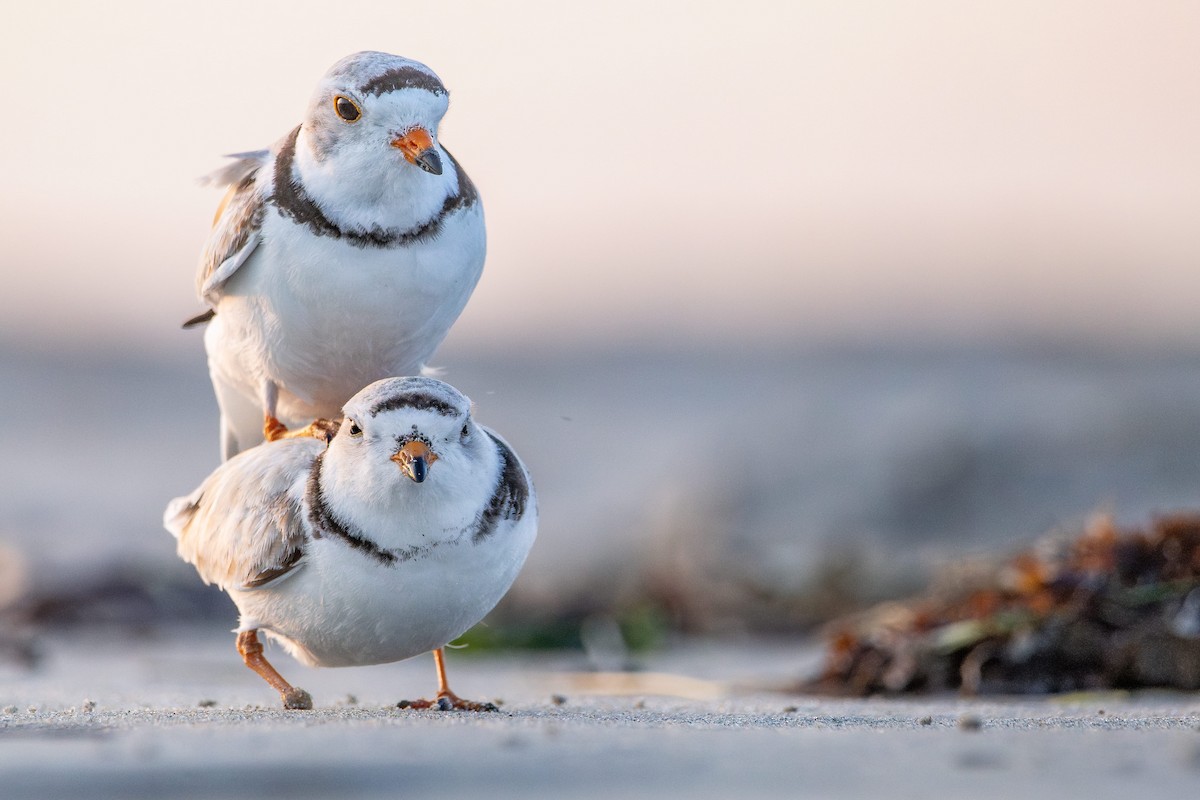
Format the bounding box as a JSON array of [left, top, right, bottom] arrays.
[[396, 691, 499, 712], [281, 687, 314, 710], [263, 414, 289, 442], [264, 415, 340, 444], [291, 417, 341, 443], [236, 629, 313, 711]]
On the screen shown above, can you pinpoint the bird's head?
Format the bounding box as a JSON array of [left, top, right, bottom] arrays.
[[326, 377, 485, 504], [301, 51, 450, 178]]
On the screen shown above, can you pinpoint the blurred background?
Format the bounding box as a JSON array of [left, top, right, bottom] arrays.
[[2, 1, 1199, 657]]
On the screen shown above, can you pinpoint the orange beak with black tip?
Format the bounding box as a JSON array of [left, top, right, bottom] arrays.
[[391, 440, 438, 483], [390, 128, 442, 175]]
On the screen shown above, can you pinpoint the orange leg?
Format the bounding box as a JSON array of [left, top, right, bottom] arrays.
[[263, 414, 289, 442], [236, 630, 313, 710], [396, 647, 498, 712], [264, 414, 340, 444]]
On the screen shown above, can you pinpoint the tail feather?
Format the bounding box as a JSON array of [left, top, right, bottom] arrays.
[[163, 491, 202, 539], [182, 309, 216, 329]]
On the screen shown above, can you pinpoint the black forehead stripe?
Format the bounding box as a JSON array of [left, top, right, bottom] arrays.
[[271, 127, 480, 249], [472, 432, 530, 544], [359, 66, 447, 97], [368, 391, 460, 418]]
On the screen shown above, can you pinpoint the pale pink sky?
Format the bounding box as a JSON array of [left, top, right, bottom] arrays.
[[3, 1, 1198, 354]]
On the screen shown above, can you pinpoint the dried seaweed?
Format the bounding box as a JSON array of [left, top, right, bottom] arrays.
[[802, 514, 1200, 695]]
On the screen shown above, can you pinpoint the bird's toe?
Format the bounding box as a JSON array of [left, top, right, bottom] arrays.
[[282, 688, 314, 710], [396, 694, 498, 712]]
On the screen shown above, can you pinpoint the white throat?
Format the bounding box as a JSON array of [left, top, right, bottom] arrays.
[[292, 127, 449, 234], [317, 444, 499, 551]]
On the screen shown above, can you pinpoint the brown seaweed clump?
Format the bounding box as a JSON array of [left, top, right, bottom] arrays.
[[802, 514, 1200, 696]]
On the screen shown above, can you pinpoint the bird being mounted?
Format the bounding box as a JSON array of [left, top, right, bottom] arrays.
[[186, 51, 486, 460], [164, 377, 537, 710]]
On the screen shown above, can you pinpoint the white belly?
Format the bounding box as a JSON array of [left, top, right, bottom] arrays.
[[230, 513, 535, 668], [206, 205, 485, 438]]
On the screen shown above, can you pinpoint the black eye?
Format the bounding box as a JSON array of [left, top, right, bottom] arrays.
[[333, 95, 361, 122], [460, 424, 470, 440], [347, 420, 362, 437]]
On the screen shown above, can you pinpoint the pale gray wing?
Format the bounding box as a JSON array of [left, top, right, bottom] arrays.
[[195, 151, 269, 306], [164, 436, 325, 591]]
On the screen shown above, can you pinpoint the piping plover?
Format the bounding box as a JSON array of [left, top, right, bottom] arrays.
[[164, 377, 537, 710], [186, 51, 486, 459]]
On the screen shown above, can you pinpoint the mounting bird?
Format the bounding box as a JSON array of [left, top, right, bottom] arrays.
[[187, 51, 485, 459]]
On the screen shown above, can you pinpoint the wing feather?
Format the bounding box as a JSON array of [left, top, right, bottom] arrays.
[[196, 152, 269, 305], [199, 150, 269, 189], [165, 437, 325, 591]]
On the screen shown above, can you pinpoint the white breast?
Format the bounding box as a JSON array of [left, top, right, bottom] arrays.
[[206, 202, 485, 429], [231, 504, 537, 668]]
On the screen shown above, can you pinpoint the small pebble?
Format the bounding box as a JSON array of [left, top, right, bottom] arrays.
[[81, 700, 96, 713], [344, 694, 358, 706], [1098, 709, 1106, 715], [918, 716, 933, 726], [634, 700, 646, 710], [783, 706, 799, 714], [492, 698, 505, 708], [198, 699, 218, 708], [2, 706, 17, 714], [26, 706, 37, 714], [551, 694, 567, 706], [396, 700, 412, 709], [958, 713, 983, 731], [436, 697, 453, 712]]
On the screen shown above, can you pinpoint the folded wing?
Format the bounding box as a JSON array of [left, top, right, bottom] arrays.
[[165, 437, 325, 591], [196, 151, 269, 305]]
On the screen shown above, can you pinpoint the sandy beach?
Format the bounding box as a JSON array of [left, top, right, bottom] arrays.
[[3, 627, 1198, 799]]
